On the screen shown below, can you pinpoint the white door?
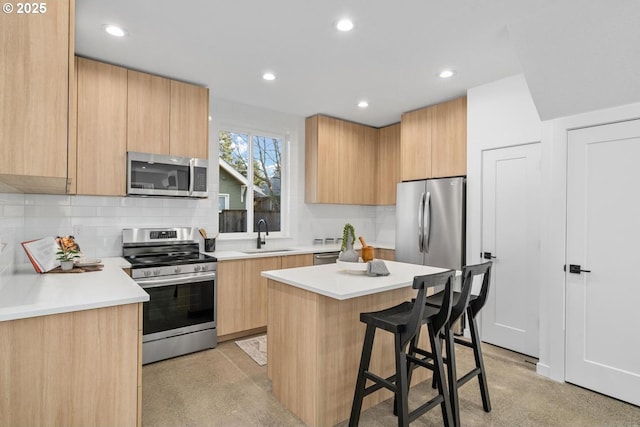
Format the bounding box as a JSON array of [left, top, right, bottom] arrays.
[[566, 119, 640, 406], [481, 143, 541, 357]]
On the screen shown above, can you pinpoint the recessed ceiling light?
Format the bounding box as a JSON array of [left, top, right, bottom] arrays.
[[357, 101, 369, 108], [104, 24, 127, 37], [262, 72, 276, 81], [336, 19, 354, 32], [208, 116, 212, 121], [438, 69, 456, 79]]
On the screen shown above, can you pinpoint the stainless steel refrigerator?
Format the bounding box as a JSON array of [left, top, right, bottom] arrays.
[[395, 177, 465, 270]]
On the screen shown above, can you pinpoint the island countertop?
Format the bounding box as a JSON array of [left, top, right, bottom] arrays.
[[0, 257, 149, 322], [261, 260, 452, 300]]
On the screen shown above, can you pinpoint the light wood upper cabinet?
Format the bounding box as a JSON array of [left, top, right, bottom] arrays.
[[0, 0, 73, 194], [431, 96, 467, 178], [127, 70, 171, 155], [76, 58, 128, 196], [376, 123, 400, 205], [400, 96, 467, 181], [400, 107, 432, 181], [306, 115, 377, 205], [170, 80, 209, 159]]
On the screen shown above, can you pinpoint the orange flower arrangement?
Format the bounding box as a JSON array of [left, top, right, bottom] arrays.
[[56, 235, 80, 261]]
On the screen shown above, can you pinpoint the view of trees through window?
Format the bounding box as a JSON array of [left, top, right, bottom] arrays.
[[219, 130, 282, 234]]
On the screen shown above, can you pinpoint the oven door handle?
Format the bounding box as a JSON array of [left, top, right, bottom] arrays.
[[136, 272, 216, 289]]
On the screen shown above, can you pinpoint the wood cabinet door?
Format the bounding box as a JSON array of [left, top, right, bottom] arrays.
[[376, 123, 400, 205], [281, 254, 314, 268], [317, 115, 342, 203], [169, 81, 209, 159], [376, 248, 396, 261], [245, 256, 281, 330], [0, 0, 70, 180], [217, 260, 246, 336], [127, 70, 171, 155], [400, 107, 432, 181], [431, 96, 467, 177], [358, 125, 378, 205], [76, 58, 127, 196]]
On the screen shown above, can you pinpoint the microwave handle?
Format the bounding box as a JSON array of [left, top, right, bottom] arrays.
[[189, 158, 195, 195]]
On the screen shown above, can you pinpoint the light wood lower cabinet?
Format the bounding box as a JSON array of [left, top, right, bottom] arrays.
[[281, 254, 314, 268], [217, 256, 282, 338], [218, 254, 314, 340], [0, 303, 142, 427], [376, 248, 396, 261]]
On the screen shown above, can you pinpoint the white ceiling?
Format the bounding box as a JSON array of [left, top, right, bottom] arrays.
[[75, 0, 640, 127]]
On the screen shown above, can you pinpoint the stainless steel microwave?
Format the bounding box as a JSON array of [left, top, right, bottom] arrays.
[[127, 151, 208, 198]]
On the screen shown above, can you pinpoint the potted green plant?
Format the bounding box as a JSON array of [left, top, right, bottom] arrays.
[[339, 223, 359, 262], [56, 236, 80, 270]]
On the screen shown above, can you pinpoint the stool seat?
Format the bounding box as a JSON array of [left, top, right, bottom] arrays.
[[361, 303, 442, 334]]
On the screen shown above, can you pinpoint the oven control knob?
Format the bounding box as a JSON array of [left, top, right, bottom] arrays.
[[174, 267, 182, 274], [194, 265, 201, 272], [201, 265, 208, 271], [144, 270, 151, 277], [153, 269, 161, 276]]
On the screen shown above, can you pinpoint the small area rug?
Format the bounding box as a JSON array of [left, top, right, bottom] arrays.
[[235, 335, 267, 366]]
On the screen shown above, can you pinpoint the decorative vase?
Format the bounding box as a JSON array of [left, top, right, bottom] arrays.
[[60, 260, 74, 271], [339, 239, 359, 262]]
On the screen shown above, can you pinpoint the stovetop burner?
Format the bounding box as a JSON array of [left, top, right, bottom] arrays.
[[122, 227, 218, 276], [125, 252, 217, 269]]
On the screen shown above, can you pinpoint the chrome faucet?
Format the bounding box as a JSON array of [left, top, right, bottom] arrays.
[[257, 218, 269, 249]]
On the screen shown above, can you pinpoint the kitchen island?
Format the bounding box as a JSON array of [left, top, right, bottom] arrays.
[[0, 258, 148, 427], [262, 260, 450, 427]]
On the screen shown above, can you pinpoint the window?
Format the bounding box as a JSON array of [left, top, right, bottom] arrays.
[[218, 194, 229, 213], [219, 130, 284, 234]]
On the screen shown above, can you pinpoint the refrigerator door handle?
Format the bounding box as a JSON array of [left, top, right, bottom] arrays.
[[418, 192, 425, 252], [424, 191, 431, 253]]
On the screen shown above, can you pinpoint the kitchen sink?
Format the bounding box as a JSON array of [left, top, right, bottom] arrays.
[[240, 248, 294, 254]]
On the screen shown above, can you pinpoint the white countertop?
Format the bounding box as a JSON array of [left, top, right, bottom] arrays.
[[207, 242, 395, 261], [261, 260, 452, 300], [0, 257, 149, 322]]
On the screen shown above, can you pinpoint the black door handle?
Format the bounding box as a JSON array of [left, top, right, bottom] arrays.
[[483, 252, 497, 260], [566, 264, 591, 274]]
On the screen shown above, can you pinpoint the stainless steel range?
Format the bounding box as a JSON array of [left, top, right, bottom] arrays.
[[123, 227, 217, 364]]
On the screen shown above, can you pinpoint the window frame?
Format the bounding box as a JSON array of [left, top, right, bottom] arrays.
[[217, 126, 289, 238]]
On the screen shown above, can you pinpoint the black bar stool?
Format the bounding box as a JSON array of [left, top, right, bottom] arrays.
[[420, 261, 493, 426], [349, 270, 455, 427]]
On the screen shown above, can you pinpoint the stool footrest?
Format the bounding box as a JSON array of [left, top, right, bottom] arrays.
[[363, 371, 397, 396], [453, 336, 474, 348], [458, 367, 482, 387], [408, 394, 446, 423], [407, 353, 436, 371]]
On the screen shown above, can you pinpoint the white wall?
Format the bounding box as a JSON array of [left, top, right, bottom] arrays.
[[0, 99, 379, 270], [468, 73, 640, 383], [466, 74, 542, 270]]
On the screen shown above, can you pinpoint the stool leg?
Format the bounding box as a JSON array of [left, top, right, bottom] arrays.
[[429, 323, 453, 427], [468, 307, 491, 412], [444, 326, 461, 427], [349, 325, 376, 426], [396, 326, 422, 416], [431, 334, 444, 390], [395, 334, 409, 427]]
